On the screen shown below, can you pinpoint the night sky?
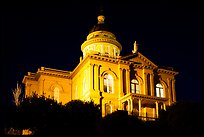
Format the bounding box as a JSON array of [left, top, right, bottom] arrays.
[[1, 1, 203, 108]]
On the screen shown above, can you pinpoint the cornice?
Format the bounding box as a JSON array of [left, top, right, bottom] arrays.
[[131, 93, 168, 102], [22, 67, 71, 83], [119, 93, 168, 103], [81, 38, 122, 51], [137, 52, 158, 69], [157, 68, 179, 75]]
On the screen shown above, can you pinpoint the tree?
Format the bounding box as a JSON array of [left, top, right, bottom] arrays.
[[9, 93, 63, 135], [63, 99, 102, 136], [157, 101, 203, 135], [12, 82, 22, 107], [101, 110, 146, 136]]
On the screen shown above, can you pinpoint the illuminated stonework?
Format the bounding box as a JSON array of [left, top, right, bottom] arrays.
[[22, 14, 178, 120]]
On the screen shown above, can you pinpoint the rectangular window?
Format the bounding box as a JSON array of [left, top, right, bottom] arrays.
[[156, 88, 159, 97], [131, 84, 135, 93], [160, 89, 164, 97], [136, 85, 140, 94]]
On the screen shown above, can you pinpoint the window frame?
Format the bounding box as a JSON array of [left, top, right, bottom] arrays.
[[103, 74, 114, 93]]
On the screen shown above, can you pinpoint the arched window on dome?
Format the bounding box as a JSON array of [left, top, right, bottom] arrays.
[[103, 74, 114, 93], [131, 79, 140, 94], [156, 83, 164, 98]]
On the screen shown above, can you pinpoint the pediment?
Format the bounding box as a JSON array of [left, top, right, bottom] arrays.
[[122, 52, 158, 69]]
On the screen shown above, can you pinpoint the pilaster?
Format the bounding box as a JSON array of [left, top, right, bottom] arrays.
[[150, 73, 154, 96], [172, 79, 176, 102], [90, 63, 94, 91]]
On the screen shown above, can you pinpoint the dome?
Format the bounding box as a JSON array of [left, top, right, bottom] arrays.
[[81, 14, 122, 58], [89, 23, 111, 33]]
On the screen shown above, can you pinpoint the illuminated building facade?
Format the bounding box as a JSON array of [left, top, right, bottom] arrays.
[[22, 14, 178, 119]]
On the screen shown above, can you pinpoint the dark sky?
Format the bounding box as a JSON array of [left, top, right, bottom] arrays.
[[1, 1, 203, 107]]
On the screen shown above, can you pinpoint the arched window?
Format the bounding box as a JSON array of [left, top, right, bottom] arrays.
[[53, 87, 60, 102], [147, 74, 151, 95], [123, 69, 126, 95], [131, 79, 140, 94], [156, 83, 164, 97], [104, 74, 114, 93]]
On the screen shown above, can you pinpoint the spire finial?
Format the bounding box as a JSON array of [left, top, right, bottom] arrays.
[[99, 5, 104, 15], [132, 41, 138, 54], [97, 15, 105, 24], [97, 5, 105, 24]]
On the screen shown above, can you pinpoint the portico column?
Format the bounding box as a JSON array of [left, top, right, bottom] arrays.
[[155, 101, 159, 118], [163, 103, 166, 111], [138, 99, 141, 116], [130, 99, 133, 112]]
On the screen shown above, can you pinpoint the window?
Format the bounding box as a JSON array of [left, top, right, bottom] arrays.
[[53, 87, 60, 102], [104, 74, 114, 93], [131, 79, 140, 94], [123, 101, 128, 111], [123, 69, 126, 95], [156, 83, 164, 97], [147, 74, 151, 95], [105, 104, 112, 115]]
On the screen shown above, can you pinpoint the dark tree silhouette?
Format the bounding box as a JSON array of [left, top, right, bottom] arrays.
[[101, 110, 146, 136], [6, 95, 102, 135], [5, 92, 203, 136], [5, 93, 63, 135], [157, 101, 203, 135], [63, 99, 102, 136]]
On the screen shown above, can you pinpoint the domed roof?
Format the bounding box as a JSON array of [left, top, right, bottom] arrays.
[[89, 15, 112, 33], [81, 14, 122, 56]]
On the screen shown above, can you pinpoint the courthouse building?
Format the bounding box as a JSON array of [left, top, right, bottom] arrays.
[[22, 14, 178, 119]]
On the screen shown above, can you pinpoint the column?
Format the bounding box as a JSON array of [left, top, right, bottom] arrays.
[[144, 108, 147, 120], [113, 48, 116, 57], [138, 99, 141, 117], [100, 67, 103, 92], [163, 103, 166, 111], [130, 98, 133, 112], [150, 73, 155, 96], [97, 65, 101, 91], [101, 44, 104, 55], [155, 101, 159, 118], [128, 99, 130, 112], [153, 108, 155, 118]]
